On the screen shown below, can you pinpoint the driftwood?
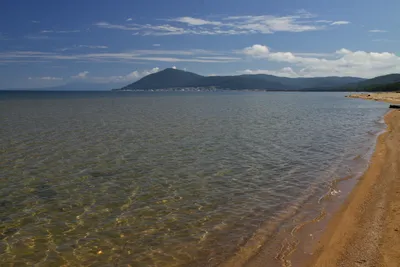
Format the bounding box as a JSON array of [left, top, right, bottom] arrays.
[[389, 105, 400, 109]]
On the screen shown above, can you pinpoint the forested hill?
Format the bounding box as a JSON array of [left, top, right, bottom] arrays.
[[341, 74, 400, 91], [118, 68, 364, 91], [117, 68, 400, 91]]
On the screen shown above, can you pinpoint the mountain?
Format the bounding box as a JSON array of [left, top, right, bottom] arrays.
[[342, 74, 400, 91], [359, 81, 400, 92], [119, 68, 365, 91], [121, 68, 203, 90]]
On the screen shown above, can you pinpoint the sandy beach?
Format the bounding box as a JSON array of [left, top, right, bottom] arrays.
[[347, 92, 400, 104], [308, 93, 400, 266]]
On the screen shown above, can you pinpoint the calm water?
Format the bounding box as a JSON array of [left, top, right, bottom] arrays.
[[0, 91, 388, 266]]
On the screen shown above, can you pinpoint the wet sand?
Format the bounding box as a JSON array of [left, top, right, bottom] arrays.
[[308, 93, 400, 266]]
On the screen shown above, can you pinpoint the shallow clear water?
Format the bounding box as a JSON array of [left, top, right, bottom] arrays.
[[0, 91, 388, 266]]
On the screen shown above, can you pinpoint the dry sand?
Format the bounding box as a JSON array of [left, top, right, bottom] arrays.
[[308, 93, 400, 267], [347, 92, 400, 104]]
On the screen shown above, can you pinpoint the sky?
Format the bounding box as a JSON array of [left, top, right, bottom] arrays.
[[0, 0, 400, 89]]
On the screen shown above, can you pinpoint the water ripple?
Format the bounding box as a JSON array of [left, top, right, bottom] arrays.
[[0, 92, 387, 266]]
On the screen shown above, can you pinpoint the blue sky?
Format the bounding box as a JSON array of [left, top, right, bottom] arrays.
[[1, 0, 399, 89]]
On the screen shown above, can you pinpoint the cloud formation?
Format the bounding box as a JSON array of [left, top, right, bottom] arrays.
[[95, 12, 349, 36], [29, 76, 63, 81], [241, 44, 400, 78], [170, 17, 222, 26], [4, 45, 399, 79], [70, 68, 160, 83], [60, 45, 108, 51], [0, 49, 238, 63], [24, 35, 50, 40], [369, 29, 387, 33], [40, 30, 81, 34], [238, 67, 298, 78], [331, 21, 350, 25], [71, 71, 89, 79]]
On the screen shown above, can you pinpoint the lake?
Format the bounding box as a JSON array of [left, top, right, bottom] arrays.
[[0, 91, 388, 266]]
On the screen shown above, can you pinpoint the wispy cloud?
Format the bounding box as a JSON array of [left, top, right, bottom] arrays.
[[95, 22, 140, 31], [126, 18, 133, 22], [369, 29, 387, 33], [31, 20, 40, 23], [95, 12, 348, 36], [315, 20, 332, 23], [372, 39, 399, 43], [331, 21, 350, 25], [169, 17, 222, 26], [237, 67, 298, 78], [78, 45, 108, 49], [0, 49, 236, 64], [70, 68, 160, 83], [24, 34, 50, 40], [8, 44, 397, 78], [60, 45, 108, 51], [28, 76, 63, 81], [153, 44, 161, 47], [40, 30, 81, 34]]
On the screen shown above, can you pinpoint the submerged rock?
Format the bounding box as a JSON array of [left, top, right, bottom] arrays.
[[35, 184, 57, 200], [90, 171, 116, 178], [0, 200, 12, 210]]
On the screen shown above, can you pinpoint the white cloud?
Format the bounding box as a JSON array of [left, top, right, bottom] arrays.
[[372, 39, 400, 43], [41, 76, 63, 80], [6, 45, 400, 79], [172, 66, 177, 69], [28, 76, 63, 81], [196, 56, 242, 60], [94, 11, 345, 36], [60, 45, 108, 51], [95, 22, 140, 31], [88, 68, 160, 83], [369, 29, 387, 33], [243, 44, 270, 57], [0, 49, 236, 63], [335, 48, 352, 55], [40, 30, 80, 34], [153, 44, 161, 47], [126, 18, 133, 22], [226, 14, 321, 33], [79, 45, 107, 49], [331, 21, 350, 25], [241, 44, 400, 78], [293, 52, 334, 57], [125, 56, 233, 63], [24, 35, 50, 40], [31, 20, 40, 23], [238, 67, 298, 78], [71, 71, 89, 79], [27, 68, 160, 85], [171, 17, 221, 26]]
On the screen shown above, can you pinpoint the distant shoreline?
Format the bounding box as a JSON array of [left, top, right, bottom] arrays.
[[113, 88, 395, 92]]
